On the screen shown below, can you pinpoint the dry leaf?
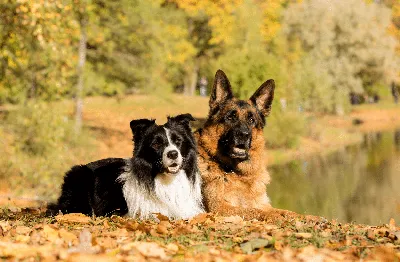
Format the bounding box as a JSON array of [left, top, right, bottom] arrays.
[[240, 238, 270, 254], [68, 229, 99, 254], [130, 242, 168, 260], [42, 225, 60, 242], [56, 213, 92, 224], [66, 253, 119, 262], [165, 243, 179, 254], [367, 229, 375, 240], [294, 232, 312, 239], [59, 228, 78, 244], [154, 213, 169, 221], [156, 224, 169, 235], [15, 235, 30, 243], [389, 218, 396, 231], [15, 226, 31, 235], [189, 213, 208, 224]]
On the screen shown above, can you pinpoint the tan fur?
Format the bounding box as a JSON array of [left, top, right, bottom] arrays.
[[197, 70, 320, 223]]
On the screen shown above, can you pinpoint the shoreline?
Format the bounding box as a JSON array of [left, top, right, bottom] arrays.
[[266, 104, 400, 166]]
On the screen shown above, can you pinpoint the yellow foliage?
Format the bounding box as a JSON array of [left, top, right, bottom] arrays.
[[260, 0, 302, 44], [174, 0, 242, 45]]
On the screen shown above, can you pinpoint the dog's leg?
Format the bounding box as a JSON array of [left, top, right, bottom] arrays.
[[209, 202, 321, 223]]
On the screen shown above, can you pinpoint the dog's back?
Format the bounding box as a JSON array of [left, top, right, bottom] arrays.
[[48, 158, 128, 216]]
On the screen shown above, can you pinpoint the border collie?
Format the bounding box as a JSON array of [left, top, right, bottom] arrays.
[[48, 114, 204, 220]]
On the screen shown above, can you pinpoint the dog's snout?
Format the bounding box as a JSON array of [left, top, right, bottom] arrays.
[[167, 150, 179, 160], [235, 129, 250, 140]]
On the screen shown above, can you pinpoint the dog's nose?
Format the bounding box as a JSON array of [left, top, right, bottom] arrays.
[[237, 129, 250, 140], [167, 150, 178, 160]]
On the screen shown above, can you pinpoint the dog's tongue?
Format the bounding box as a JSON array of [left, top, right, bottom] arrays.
[[167, 164, 180, 174]]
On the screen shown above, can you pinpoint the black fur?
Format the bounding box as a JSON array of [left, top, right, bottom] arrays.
[[47, 114, 198, 217]]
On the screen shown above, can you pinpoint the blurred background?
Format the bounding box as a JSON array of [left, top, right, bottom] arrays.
[[0, 0, 399, 225]]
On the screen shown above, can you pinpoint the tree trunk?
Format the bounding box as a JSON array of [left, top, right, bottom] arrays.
[[183, 63, 198, 96], [74, 17, 87, 135]]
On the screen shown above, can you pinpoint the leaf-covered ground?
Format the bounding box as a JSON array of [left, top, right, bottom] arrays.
[[0, 207, 399, 261]]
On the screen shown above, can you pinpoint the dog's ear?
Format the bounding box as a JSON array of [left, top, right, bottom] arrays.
[[168, 113, 196, 128], [209, 70, 233, 110], [129, 119, 156, 141], [250, 79, 275, 117]]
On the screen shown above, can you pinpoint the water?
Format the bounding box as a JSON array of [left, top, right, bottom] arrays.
[[268, 129, 400, 225]]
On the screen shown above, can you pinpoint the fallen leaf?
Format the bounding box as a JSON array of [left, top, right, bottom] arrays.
[[59, 228, 78, 244], [126, 242, 168, 260], [189, 213, 208, 224], [156, 224, 169, 234], [389, 218, 396, 231], [165, 243, 179, 254], [56, 213, 92, 224], [42, 225, 60, 242], [274, 240, 284, 251], [66, 253, 119, 262], [367, 229, 375, 240], [154, 213, 169, 221], [15, 235, 30, 243], [240, 238, 270, 254], [233, 237, 243, 243], [15, 226, 31, 235], [294, 232, 312, 239], [68, 229, 99, 254], [103, 220, 110, 229], [0, 222, 11, 233]]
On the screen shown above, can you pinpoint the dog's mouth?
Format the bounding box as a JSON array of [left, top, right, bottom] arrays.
[[231, 147, 248, 159], [166, 163, 180, 174]]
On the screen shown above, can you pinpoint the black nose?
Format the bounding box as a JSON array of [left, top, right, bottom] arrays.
[[236, 129, 250, 140], [167, 150, 178, 160]]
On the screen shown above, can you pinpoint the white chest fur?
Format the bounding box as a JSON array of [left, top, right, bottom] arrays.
[[118, 168, 204, 220]]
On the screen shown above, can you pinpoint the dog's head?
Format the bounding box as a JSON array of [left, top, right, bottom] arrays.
[[201, 70, 275, 166], [130, 114, 196, 175]]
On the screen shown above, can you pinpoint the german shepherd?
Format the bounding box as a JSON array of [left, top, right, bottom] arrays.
[[195, 70, 301, 222]]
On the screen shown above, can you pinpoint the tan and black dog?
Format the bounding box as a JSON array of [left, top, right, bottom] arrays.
[[195, 70, 300, 222]]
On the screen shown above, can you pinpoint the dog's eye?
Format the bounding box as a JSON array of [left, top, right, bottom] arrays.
[[248, 117, 255, 124], [152, 137, 164, 150], [247, 113, 255, 125], [152, 142, 161, 150]]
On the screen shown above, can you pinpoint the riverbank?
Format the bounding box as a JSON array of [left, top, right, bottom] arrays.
[[267, 103, 400, 166]]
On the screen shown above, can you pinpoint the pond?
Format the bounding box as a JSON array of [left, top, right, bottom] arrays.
[[268, 129, 400, 225]]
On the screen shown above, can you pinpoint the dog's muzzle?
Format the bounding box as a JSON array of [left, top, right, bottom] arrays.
[[162, 147, 183, 174], [231, 128, 251, 159]]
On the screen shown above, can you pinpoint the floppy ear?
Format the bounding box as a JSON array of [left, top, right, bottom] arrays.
[[209, 70, 233, 110], [168, 113, 196, 128], [129, 119, 155, 142], [250, 79, 275, 117]]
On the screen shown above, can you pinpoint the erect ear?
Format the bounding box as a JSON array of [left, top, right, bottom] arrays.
[[129, 119, 155, 141], [249, 79, 275, 117], [209, 70, 233, 110], [167, 113, 196, 128]]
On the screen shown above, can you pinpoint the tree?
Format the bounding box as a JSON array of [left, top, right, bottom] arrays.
[[0, 0, 78, 104], [283, 0, 399, 114], [173, 0, 242, 96], [72, 0, 91, 134], [214, 0, 288, 100]]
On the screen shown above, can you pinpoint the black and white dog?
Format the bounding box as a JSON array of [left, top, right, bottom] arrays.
[[48, 114, 204, 220]]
